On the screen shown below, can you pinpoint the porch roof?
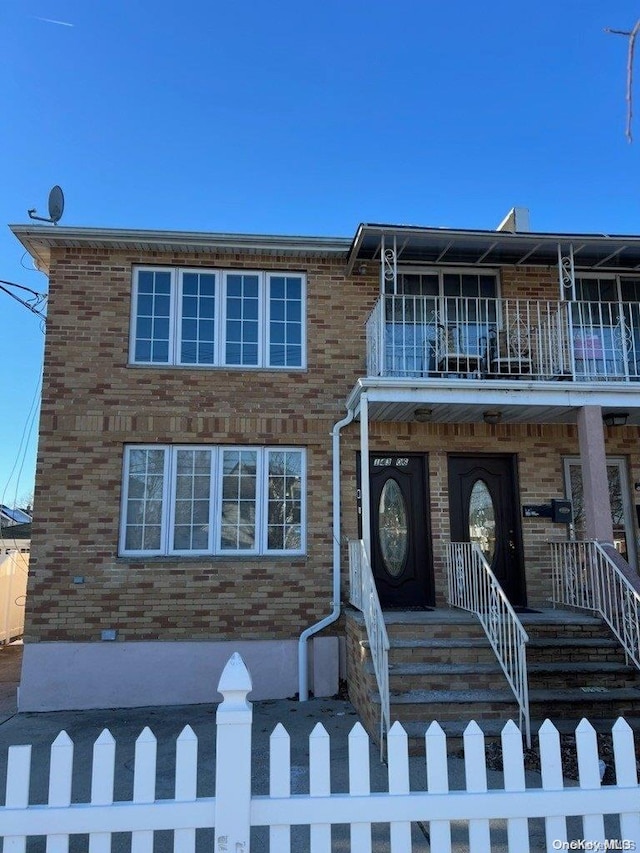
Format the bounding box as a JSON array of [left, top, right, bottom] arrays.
[[346, 378, 640, 425], [347, 224, 640, 273]]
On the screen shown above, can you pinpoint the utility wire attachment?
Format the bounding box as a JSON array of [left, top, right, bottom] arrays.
[[605, 19, 640, 142], [0, 279, 47, 321]]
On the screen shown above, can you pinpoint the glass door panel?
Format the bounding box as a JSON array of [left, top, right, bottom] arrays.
[[564, 457, 636, 569]]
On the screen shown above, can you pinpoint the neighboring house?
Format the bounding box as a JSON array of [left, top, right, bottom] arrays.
[[0, 522, 31, 555], [0, 517, 30, 644], [10, 213, 640, 718], [0, 505, 31, 528]]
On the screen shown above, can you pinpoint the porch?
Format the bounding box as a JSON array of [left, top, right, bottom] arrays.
[[346, 538, 640, 752]]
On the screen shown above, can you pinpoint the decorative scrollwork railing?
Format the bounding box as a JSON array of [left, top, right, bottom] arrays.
[[365, 293, 640, 383], [551, 540, 640, 670], [447, 542, 531, 746], [348, 539, 390, 756]]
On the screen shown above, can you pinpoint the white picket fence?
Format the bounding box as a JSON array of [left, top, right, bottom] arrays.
[[2, 653, 640, 852]]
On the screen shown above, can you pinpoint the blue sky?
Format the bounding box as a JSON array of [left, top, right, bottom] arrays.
[[1, 0, 640, 506]]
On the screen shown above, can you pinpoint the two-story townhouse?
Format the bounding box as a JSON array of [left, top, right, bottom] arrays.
[[11, 215, 640, 740]]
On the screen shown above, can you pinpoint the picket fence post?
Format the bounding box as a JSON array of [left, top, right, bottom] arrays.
[[214, 652, 253, 853]]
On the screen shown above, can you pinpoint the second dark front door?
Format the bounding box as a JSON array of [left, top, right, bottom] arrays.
[[448, 454, 526, 607], [367, 453, 434, 608]]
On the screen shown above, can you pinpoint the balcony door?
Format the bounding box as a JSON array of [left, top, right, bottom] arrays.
[[383, 269, 498, 376], [572, 276, 640, 380], [448, 454, 527, 607], [359, 453, 434, 608]]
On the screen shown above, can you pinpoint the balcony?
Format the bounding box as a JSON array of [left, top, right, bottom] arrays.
[[365, 295, 640, 384]]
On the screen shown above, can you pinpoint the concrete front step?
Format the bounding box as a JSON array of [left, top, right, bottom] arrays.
[[345, 606, 640, 748], [377, 659, 637, 692], [374, 684, 640, 724], [528, 661, 637, 690], [527, 637, 623, 664], [386, 661, 505, 692]]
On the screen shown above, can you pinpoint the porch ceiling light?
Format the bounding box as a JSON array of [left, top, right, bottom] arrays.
[[414, 407, 432, 422], [602, 411, 629, 427], [483, 410, 502, 425]]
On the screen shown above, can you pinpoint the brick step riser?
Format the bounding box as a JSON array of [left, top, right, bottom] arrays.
[[529, 672, 637, 690], [388, 649, 503, 666], [388, 702, 519, 723], [389, 648, 628, 677], [385, 627, 486, 641], [385, 625, 611, 642], [384, 697, 640, 724], [527, 649, 625, 664], [388, 646, 628, 667], [389, 674, 508, 692], [387, 671, 637, 694]]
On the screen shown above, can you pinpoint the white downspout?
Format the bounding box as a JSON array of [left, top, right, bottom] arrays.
[[298, 405, 356, 701]]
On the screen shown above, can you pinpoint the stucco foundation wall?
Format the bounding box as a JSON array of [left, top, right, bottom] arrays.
[[18, 635, 340, 711]]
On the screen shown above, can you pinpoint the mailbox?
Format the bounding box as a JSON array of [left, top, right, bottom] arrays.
[[551, 499, 572, 524]]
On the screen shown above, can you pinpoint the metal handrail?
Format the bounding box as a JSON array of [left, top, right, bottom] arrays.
[[447, 542, 531, 746], [348, 539, 390, 756], [551, 540, 640, 670]]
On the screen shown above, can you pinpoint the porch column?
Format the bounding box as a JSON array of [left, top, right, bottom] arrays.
[[576, 405, 614, 543], [360, 392, 371, 560]]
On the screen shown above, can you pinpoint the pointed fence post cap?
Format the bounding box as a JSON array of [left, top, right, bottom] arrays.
[[217, 652, 253, 711]]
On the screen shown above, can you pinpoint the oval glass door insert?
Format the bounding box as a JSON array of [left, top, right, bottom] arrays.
[[378, 479, 408, 577], [469, 479, 496, 562]]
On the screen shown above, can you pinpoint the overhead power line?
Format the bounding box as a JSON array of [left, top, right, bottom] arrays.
[[0, 279, 47, 321]]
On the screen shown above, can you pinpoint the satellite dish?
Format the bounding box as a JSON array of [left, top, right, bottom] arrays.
[[27, 185, 65, 224], [48, 186, 64, 223]]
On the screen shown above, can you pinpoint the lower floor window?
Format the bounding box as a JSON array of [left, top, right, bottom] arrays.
[[120, 445, 305, 556]]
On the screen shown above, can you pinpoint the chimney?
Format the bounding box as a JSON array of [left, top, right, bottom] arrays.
[[496, 207, 530, 232]]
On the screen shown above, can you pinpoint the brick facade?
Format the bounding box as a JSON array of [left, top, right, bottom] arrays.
[[24, 247, 640, 642], [28, 247, 376, 643], [12, 223, 640, 710]]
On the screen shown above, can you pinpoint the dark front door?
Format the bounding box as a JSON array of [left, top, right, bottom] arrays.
[[360, 453, 434, 608], [448, 454, 526, 607]]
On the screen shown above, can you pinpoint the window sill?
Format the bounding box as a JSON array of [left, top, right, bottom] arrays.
[[117, 553, 307, 563], [126, 363, 308, 372]]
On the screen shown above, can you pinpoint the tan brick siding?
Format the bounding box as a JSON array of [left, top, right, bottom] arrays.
[[26, 248, 640, 642]]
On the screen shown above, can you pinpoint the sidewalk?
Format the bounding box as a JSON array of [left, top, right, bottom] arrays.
[[0, 643, 559, 851]]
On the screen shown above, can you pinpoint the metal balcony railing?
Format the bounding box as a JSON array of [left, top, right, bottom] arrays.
[[365, 295, 640, 383]]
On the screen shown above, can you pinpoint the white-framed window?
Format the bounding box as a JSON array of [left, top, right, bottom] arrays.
[[120, 445, 306, 556], [130, 267, 306, 369]]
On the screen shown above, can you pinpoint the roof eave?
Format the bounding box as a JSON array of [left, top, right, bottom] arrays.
[[9, 225, 352, 274]]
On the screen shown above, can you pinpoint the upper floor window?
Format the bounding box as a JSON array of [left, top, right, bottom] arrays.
[[575, 274, 640, 304], [388, 269, 498, 299], [130, 267, 306, 369]]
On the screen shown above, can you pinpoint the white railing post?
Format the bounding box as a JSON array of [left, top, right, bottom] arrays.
[[214, 652, 253, 853], [348, 539, 390, 756]]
